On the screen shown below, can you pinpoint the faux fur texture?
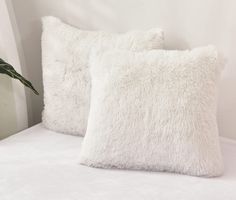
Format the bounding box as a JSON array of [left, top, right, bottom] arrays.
[[41, 16, 164, 136], [80, 46, 223, 177]]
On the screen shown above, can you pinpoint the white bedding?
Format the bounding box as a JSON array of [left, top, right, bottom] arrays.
[[0, 124, 236, 200]]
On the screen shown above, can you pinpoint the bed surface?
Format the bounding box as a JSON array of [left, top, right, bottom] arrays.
[[0, 124, 236, 200]]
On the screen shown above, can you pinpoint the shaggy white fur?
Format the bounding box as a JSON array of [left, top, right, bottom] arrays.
[[41, 16, 164, 136], [80, 46, 223, 177]]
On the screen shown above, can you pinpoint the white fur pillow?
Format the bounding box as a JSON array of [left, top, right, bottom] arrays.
[[80, 46, 223, 177], [41, 16, 164, 136]]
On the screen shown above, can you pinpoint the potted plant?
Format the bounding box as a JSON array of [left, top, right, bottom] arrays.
[[0, 58, 38, 95]]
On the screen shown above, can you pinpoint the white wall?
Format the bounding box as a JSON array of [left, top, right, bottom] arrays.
[[11, 0, 236, 139], [0, 0, 28, 139], [0, 29, 17, 139]]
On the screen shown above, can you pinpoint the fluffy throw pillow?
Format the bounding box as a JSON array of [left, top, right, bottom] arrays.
[[41, 16, 164, 136], [80, 46, 223, 177]]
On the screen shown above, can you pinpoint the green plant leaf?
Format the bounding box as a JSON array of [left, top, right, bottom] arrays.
[[0, 58, 39, 95]]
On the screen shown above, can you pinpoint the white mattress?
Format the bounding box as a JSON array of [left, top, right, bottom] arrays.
[[0, 124, 236, 200]]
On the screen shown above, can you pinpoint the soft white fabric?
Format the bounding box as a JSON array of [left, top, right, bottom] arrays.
[[41, 16, 164, 136], [0, 124, 235, 200], [80, 46, 223, 177]]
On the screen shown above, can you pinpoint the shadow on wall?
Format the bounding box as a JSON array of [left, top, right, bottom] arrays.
[[11, 0, 67, 126], [0, 76, 17, 139], [0, 14, 17, 138]]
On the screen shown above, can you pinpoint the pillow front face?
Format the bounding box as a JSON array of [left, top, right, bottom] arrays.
[[80, 46, 223, 177], [41, 16, 164, 136]]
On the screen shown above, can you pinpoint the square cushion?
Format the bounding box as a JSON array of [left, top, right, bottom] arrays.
[[80, 46, 223, 177], [41, 16, 164, 136]]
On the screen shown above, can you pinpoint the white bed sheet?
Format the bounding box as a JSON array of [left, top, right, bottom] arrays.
[[0, 124, 236, 200]]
